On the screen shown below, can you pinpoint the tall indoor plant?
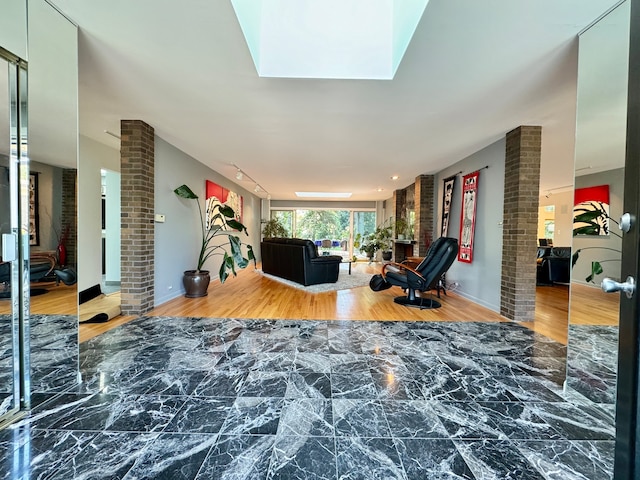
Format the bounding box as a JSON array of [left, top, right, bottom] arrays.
[[174, 184, 255, 297]]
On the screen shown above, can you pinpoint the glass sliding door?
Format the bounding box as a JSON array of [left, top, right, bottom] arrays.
[[0, 49, 29, 424], [294, 209, 351, 258], [352, 210, 376, 260]]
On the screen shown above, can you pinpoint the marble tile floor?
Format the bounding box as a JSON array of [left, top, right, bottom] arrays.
[[0, 314, 78, 417], [0, 317, 615, 479]]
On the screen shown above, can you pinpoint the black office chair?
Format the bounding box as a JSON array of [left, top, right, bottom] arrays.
[[381, 237, 459, 309]]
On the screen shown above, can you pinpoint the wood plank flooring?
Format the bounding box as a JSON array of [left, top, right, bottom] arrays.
[[150, 263, 508, 323], [2, 262, 621, 346]]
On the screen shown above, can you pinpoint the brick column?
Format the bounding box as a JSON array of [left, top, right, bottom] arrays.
[[414, 175, 435, 256], [392, 188, 408, 261], [61, 168, 77, 266], [500, 126, 541, 321], [120, 120, 155, 315]]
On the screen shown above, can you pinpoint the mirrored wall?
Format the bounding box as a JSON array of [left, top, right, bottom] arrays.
[[0, 0, 79, 417], [566, 0, 629, 404], [27, 0, 80, 399]]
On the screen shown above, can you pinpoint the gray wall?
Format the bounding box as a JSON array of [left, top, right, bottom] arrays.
[[572, 167, 624, 285], [155, 136, 261, 305], [435, 138, 506, 312]]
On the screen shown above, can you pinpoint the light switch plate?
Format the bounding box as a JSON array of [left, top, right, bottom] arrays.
[[154, 214, 166, 223]]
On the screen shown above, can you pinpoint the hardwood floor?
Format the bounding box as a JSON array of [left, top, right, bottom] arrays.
[[150, 263, 508, 323], [3, 263, 620, 346], [568, 281, 619, 326]]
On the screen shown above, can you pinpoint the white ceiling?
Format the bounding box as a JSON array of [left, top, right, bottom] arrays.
[[48, 0, 622, 201]]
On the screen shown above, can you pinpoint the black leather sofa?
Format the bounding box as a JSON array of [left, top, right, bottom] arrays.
[[537, 246, 571, 285], [261, 237, 343, 286]]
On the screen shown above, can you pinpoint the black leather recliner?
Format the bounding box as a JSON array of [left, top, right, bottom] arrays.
[[537, 246, 571, 285], [261, 237, 343, 286], [381, 236, 459, 309]]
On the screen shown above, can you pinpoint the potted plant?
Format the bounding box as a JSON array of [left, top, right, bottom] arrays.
[[395, 218, 408, 240], [374, 222, 393, 261], [261, 218, 288, 238], [174, 184, 255, 297], [354, 232, 383, 262]]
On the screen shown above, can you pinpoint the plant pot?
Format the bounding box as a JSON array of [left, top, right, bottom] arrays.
[[397, 234, 405, 240], [183, 270, 210, 298], [382, 251, 392, 261]]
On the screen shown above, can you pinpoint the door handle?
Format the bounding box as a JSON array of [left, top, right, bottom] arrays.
[[601, 276, 635, 299]]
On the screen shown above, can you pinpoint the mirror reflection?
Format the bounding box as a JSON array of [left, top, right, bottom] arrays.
[[566, 0, 629, 403], [0, 0, 79, 400]]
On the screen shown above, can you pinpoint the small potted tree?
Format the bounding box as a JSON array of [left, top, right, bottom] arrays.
[[261, 218, 288, 238], [375, 222, 393, 261], [174, 184, 255, 297], [395, 218, 409, 240]]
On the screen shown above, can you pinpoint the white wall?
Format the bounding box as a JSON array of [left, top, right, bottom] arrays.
[[104, 170, 121, 282], [435, 138, 506, 312], [538, 190, 574, 247], [78, 135, 119, 290], [155, 136, 261, 306], [0, 0, 27, 59]]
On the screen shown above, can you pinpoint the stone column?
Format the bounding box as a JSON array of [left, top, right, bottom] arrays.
[[61, 168, 77, 266], [392, 188, 408, 261], [414, 174, 435, 256], [500, 126, 541, 321], [120, 120, 155, 315]]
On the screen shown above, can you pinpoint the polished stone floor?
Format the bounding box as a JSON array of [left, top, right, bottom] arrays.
[[0, 317, 615, 479], [0, 314, 78, 417]]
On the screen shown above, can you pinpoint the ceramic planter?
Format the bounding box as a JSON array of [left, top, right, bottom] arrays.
[[183, 270, 210, 297]]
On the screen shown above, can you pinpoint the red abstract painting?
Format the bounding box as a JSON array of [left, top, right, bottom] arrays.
[[205, 180, 243, 230]]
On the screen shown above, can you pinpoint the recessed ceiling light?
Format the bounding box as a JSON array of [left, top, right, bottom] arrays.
[[391, 175, 399, 180], [377, 188, 384, 192], [295, 192, 353, 198]]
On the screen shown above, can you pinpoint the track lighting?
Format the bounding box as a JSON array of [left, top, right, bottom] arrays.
[[231, 163, 270, 198]]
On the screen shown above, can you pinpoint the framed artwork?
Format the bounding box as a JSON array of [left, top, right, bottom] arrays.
[[205, 180, 243, 230], [29, 173, 40, 246], [573, 184, 610, 236], [458, 171, 479, 263], [441, 175, 456, 237]]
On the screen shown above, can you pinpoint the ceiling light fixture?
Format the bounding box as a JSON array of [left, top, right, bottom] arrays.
[[231, 163, 270, 198], [104, 129, 121, 140], [390, 175, 399, 180]]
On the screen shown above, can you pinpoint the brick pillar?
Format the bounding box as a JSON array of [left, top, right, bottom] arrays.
[[392, 189, 408, 261], [120, 120, 155, 315], [61, 168, 77, 266], [414, 175, 435, 256], [500, 126, 541, 321]]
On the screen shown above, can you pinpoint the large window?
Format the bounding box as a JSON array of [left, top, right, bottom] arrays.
[[271, 210, 293, 237], [270, 208, 376, 259]]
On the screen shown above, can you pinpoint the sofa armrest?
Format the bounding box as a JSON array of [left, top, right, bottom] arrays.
[[310, 255, 342, 265]]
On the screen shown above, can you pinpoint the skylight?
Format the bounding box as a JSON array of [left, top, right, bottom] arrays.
[[231, 0, 429, 80]]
